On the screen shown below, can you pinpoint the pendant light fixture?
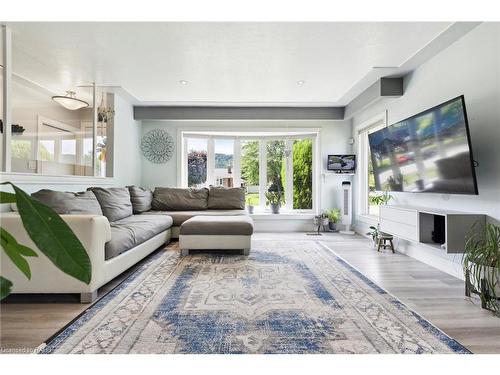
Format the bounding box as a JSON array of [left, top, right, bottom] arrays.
[[52, 90, 89, 110]]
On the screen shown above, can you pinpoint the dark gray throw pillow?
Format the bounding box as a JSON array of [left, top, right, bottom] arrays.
[[127, 185, 153, 213], [87, 187, 133, 222], [207, 186, 245, 210], [31, 189, 103, 215], [152, 187, 209, 211]]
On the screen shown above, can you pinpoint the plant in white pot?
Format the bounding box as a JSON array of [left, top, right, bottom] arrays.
[[324, 208, 341, 231], [463, 222, 500, 314], [266, 191, 284, 214], [245, 194, 259, 214]]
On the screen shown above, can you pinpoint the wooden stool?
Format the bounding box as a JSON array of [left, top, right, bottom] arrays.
[[377, 233, 395, 253]]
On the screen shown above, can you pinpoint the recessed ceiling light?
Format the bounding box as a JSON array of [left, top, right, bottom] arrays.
[[296, 80, 305, 86], [179, 80, 189, 85]]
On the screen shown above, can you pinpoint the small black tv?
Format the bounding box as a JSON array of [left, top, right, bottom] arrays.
[[327, 154, 356, 173], [368, 95, 478, 195]]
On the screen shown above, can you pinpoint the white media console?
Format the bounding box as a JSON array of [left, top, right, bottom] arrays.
[[379, 205, 486, 253]]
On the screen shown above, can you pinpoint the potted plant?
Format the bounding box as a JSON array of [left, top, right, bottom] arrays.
[[320, 213, 329, 227], [245, 194, 259, 214], [367, 224, 380, 244], [463, 222, 500, 314], [366, 190, 393, 245], [266, 191, 284, 214], [369, 190, 393, 207], [324, 208, 341, 231], [312, 214, 329, 233]]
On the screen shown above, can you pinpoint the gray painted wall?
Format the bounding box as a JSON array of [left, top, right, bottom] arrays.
[[351, 22, 500, 278]]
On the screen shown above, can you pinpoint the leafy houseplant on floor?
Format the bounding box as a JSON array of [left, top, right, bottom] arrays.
[[266, 191, 284, 214], [366, 190, 393, 245], [0, 183, 91, 300], [463, 222, 500, 315], [324, 208, 341, 231]]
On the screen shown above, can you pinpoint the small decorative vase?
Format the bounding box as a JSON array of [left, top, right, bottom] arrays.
[[247, 205, 254, 214], [328, 222, 337, 231], [321, 217, 329, 226], [270, 203, 280, 214]]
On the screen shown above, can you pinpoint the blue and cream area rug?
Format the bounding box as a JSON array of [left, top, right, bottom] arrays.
[[41, 240, 470, 354]]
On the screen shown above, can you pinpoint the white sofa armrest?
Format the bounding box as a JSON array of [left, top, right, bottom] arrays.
[[0, 212, 111, 294]]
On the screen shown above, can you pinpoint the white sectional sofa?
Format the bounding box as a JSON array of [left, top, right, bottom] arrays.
[[0, 186, 253, 302], [0, 213, 171, 303]]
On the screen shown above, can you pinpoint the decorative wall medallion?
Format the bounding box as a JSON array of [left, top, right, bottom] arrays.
[[141, 129, 175, 163]]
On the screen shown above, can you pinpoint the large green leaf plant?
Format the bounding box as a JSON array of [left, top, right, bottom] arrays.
[[0, 182, 92, 300]]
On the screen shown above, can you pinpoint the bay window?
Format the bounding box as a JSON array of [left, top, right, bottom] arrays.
[[181, 131, 318, 213]]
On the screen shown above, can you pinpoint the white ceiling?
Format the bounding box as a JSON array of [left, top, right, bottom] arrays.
[[8, 22, 455, 106]]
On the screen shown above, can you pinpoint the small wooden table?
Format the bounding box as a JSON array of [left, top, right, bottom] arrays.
[[377, 233, 395, 253]]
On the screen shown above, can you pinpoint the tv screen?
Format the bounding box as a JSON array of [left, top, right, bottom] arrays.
[[327, 154, 356, 173], [368, 96, 478, 195]]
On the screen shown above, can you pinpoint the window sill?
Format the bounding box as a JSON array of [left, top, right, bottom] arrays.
[[0, 172, 115, 186], [250, 212, 315, 221]]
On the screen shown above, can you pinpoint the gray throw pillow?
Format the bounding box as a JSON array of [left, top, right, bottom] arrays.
[[31, 189, 103, 215], [152, 187, 209, 211], [127, 186, 153, 213], [88, 187, 133, 222], [207, 186, 245, 210]]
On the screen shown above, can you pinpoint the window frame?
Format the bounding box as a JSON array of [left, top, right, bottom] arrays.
[[357, 112, 387, 220], [180, 129, 319, 214]]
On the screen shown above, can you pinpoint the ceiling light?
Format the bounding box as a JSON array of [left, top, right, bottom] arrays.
[[52, 91, 89, 110], [296, 80, 305, 86], [179, 80, 189, 85]]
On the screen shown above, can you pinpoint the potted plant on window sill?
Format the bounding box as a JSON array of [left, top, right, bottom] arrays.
[[324, 208, 341, 231], [463, 222, 500, 315], [245, 194, 259, 214], [266, 191, 284, 214]]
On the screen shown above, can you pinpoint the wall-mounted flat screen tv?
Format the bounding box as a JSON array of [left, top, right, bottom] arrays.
[[327, 154, 356, 173], [368, 96, 478, 195]]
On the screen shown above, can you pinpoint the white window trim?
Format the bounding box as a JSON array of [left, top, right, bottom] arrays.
[[179, 128, 320, 214], [357, 111, 387, 219]]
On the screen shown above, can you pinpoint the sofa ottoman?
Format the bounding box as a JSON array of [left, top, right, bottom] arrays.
[[179, 215, 253, 256]]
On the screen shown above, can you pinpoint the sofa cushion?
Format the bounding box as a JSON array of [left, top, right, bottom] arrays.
[[105, 214, 173, 260], [143, 209, 247, 226], [152, 187, 209, 211], [207, 186, 245, 210], [180, 215, 254, 236], [88, 187, 133, 222], [128, 186, 153, 213], [31, 189, 103, 215]]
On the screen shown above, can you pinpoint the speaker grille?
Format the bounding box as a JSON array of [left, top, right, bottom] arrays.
[[343, 189, 349, 215]]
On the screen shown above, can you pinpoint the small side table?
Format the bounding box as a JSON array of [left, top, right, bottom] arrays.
[[377, 233, 395, 253]]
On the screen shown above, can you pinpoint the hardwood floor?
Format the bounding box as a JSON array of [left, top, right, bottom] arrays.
[[1, 233, 499, 353]]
